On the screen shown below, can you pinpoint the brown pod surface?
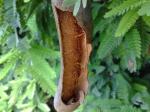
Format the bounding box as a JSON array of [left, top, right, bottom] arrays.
[[51, 0, 92, 111]]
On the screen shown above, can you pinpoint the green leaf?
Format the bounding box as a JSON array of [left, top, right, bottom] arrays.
[[94, 66, 105, 74], [27, 0, 42, 19], [29, 45, 60, 60], [115, 29, 141, 72], [63, 0, 76, 7], [104, 0, 147, 18], [8, 79, 27, 108], [6, 34, 17, 48], [138, 2, 150, 16], [20, 105, 35, 112], [73, 0, 81, 16], [0, 100, 7, 111], [120, 105, 141, 112], [116, 74, 130, 103], [38, 103, 50, 112], [28, 49, 56, 79], [133, 83, 147, 92], [92, 3, 102, 20], [0, 49, 19, 64], [143, 16, 150, 27], [115, 9, 139, 37], [0, 62, 13, 80], [0, 85, 9, 100], [27, 81, 36, 99], [96, 99, 122, 109], [21, 80, 36, 100], [140, 24, 150, 55], [35, 4, 52, 36], [17, 101, 35, 110], [24, 0, 30, 3], [27, 14, 38, 34], [97, 23, 122, 59], [28, 49, 56, 95]]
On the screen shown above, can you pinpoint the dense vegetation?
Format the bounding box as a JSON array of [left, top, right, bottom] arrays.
[[0, 0, 150, 112]]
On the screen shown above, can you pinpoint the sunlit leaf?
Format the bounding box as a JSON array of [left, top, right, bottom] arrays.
[[38, 103, 50, 112], [73, 0, 81, 16]]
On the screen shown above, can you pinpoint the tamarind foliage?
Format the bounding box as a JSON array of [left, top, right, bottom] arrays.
[[0, 0, 150, 112]]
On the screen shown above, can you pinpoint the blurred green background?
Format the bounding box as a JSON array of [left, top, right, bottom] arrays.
[[0, 0, 150, 112]]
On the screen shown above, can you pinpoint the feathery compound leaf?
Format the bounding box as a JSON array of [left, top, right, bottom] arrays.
[[104, 0, 147, 18], [115, 9, 139, 37], [120, 105, 141, 112], [116, 74, 130, 103], [22, 80, 36, 100], [139, 22, 150, 55], [96, 99, 122, 109], [138, 2, 150, 16], [0, 49, 19, 64], [38, 103, 50, 112], [36, 4, 52, 36], [27, 0, 42, 19], [130, 30, 142, 59], [28, 50, 56, 95], [141, 34, 150, 55], [0, 62, 13, 80], [97, 23, 122, 59], [115, 29, 141, 72], [121, 28, 141, 58], [108, 0, 123, 9], [0, 0, 3, 23], [29, 45, 60, 60], [8, 79, 28, 108], [142, 16, 150, 27]]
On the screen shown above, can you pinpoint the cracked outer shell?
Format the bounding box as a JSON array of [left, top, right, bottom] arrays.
[[51, 0, 92, 112]]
